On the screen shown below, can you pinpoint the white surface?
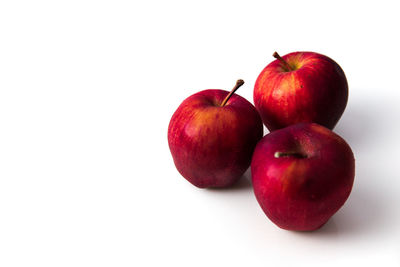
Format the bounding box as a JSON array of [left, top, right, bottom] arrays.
[[1, 0, 399, 266]]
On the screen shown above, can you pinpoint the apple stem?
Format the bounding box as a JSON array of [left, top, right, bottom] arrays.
[[273, 52, 293, 71], [220, 79, 245, 107], [274, 151, 307, 159]]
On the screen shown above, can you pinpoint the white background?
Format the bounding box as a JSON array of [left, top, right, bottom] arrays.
[[1, 0, 399, 266]]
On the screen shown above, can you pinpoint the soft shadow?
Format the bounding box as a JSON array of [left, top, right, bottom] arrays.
[[327, 167, 389, 237], [285, 215, 339, 239], [334, 98, 380, 150], [329, 95, 393, 238], [280, 98, 388, 239], [316, 218, 338, 235], [206, 168, 253, 192], [295, 166, 391, 240]]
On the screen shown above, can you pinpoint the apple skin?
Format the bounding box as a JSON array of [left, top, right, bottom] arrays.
[[254, 51, 348, 131], [168, 89, 263, 188], [251, 123, 355, 231]]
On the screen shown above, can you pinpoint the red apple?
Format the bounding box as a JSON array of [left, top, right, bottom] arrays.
[[168, 80, 263, 188], [251, 123, 355, 231], [254, 51, 348, 131]]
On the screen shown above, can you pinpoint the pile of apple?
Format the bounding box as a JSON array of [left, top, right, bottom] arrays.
[[168, 51, 355, 231]]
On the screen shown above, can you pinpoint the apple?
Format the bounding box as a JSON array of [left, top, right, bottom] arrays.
[[251, 123, 355, 231], [168, 80, 263, 188], [254, 51, 348, 131]]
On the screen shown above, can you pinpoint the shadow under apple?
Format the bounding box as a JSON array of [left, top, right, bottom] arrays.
[[303, 165, 393, 240], [334, 98, 378, 151], [291, 94, 395, 238], [206, 168, 253, 192]]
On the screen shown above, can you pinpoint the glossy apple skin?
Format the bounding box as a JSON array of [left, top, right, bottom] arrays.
[[251, 123, 355, 231], [168, 89, 263, 188], [254, 52, 348, 131]]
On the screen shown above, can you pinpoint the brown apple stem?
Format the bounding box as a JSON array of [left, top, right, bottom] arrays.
[[274, 151, 307, 159], [220, 79, 245, 107], [273, 52, 293, 71]]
